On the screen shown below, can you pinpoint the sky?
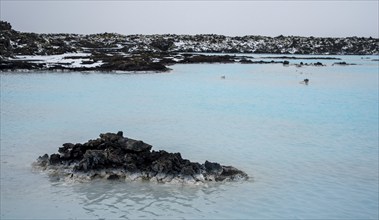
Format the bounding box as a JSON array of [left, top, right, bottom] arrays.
[[1, 0, 378, 37]]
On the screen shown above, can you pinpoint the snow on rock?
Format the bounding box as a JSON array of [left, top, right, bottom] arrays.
[[1, 20, 378, 71], [1, 20, 377, 57], [9, 52, 103, 68]]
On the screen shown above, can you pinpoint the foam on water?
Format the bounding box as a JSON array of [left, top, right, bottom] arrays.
[[1, 55, 378, 219]]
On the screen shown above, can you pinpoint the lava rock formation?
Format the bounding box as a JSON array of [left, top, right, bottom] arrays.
[[34, 132, 248, 184]]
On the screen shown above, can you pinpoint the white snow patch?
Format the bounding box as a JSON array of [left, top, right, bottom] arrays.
[[151, 58, 160, 63], [10, 52, 103, 68], [172, 58, 183, 62], [174, 41, 186, 47]]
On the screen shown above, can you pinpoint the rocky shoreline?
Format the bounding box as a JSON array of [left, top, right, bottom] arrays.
[[1, 21, 378, 72], [34, 132, 248, 184]]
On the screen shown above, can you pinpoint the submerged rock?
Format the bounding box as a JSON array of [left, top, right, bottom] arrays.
[[179, 54, 235, 63], [332, 61, 357, 66], [34, 132, 248, 184]]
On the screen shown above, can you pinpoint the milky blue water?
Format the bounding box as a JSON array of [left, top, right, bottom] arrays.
[[1, 55, 378, 219]]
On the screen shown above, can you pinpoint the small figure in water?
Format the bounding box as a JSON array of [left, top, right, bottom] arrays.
[[221, 75, 226, 79], [303, 78, 309, 85], [300, 78, 309, 85]]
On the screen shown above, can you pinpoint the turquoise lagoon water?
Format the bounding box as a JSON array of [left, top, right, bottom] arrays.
[[1, 55, 378, 219]]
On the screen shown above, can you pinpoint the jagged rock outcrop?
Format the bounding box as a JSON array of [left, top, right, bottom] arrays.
[[34, 132, 248, 184], [1, 20, 378, 58], [150, 37, 174, 51]]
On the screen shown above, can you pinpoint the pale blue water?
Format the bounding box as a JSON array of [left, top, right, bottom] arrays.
[[1, 55, 378, 219]]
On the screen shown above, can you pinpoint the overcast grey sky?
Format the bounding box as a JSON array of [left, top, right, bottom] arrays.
[[1, 0, 378, 37]]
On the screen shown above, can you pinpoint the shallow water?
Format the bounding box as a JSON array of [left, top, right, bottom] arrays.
[[1, 55, 378, 219]]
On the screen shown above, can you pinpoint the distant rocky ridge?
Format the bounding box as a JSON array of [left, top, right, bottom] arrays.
[[1, 20, 378, 71], [34, 132, 248, 184]]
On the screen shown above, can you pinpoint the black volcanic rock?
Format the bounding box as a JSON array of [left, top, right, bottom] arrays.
[[332, 61, 357, 66], [49, 154, 61, 165], [0, 21, 12, 31], [34, 132, 248, 183], [1, 20, 378, 72], [150, 38, 174, 51], [91, 52, 169, 72], [179, 54, 235, 63], [0, 60, 44, 70], [239, 58, 253, 63]]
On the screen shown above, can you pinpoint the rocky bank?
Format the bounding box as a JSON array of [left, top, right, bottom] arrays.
[[1, 21, 378, 72], [34, 132, 248, 184]]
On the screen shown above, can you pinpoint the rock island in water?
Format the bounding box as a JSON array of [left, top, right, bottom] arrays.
[[34, 132, 248, 184]]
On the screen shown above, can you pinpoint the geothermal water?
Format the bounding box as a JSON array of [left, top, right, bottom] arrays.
[[1, 55, 378, 219]]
